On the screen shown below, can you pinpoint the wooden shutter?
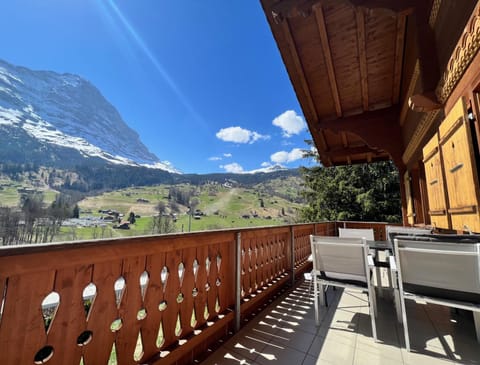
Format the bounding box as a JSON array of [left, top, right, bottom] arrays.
[[423, 133, 450, 229], [439, 98, 480, 232]]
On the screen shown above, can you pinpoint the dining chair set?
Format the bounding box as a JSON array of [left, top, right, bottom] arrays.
[[309, 226, 480, 351]]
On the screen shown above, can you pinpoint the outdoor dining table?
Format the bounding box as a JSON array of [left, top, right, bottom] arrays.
[[366, 240, 394, 299], [367, 240, 393, 252]]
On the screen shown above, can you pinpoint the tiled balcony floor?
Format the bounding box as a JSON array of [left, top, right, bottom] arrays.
[[200, 281, 480, 365]]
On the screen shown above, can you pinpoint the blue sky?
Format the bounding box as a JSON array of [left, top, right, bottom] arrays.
[[0, 0, 314, 174]]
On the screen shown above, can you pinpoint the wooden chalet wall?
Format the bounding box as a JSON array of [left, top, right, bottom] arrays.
[[260, 0, 480, 231], [404, 2, 480, 232]]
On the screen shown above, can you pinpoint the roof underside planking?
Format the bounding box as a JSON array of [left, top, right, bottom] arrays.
[[261, 0, 422, 167]]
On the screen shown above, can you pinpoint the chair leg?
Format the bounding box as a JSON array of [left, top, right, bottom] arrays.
[[313, 279, 320, 326], [375, 267, 384, 298], [368, 286, 378, 342], [394, 288, 402, 323], [319, 283, 326, 307], [391, 270, 402, 323], [399, 291, 410, 351], [473, 311, 480, 343]]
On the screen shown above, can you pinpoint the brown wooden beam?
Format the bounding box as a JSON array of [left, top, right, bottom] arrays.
[[322, 145, 382, 158], [314, 5, 342, 117], [281, 20, 319, 121], [355, 8, 369, 111], [347, 0, 415, 13], [392, 14, 406, 104], [270, 0, 415, 22], [408, 0, 442, 111], [341, 131, 349, 148], [316, 107, 405, 167], [312, 128, 328, 151], [397, 165, 409, 226]]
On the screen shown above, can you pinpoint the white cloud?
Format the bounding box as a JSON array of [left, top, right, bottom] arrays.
[[272, 110, 306, 137], [220, 162, 244, 173], [261, 162, 271, 167], [216, 126, 270, 144], [270, 148, 304, 164], [208, 156, 222, 161], [223, 153, 232, 158]]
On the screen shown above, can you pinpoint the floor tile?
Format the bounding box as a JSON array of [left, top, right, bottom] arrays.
[[353, 347, 403, 365], [199, 280, 480, 365]]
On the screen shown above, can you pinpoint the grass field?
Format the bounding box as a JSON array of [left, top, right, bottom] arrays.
[[0, 179, 59, 207], [1, 177, 305, 242]]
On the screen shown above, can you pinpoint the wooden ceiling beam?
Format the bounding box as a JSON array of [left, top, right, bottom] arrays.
[[281, 20, 319, 121], [392, 14, 406, 104], [408, 0, 442, 112], [311, 128, 329, 152], [341, 131, 349, 148], [314, 106, 405, 168], [347, 0, 415, 13], [322, 145, 382, 158], [318, 106, 398, 130], [314, 5, 342, 118], [355, 8, 369, 111], [269, 0, 415, 22]]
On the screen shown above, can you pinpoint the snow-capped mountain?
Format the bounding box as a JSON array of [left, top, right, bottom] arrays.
[[0, 59, 179, 173], [244, 164, 288, 174]]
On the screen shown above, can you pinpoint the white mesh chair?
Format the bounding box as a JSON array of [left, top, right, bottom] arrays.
[[310, 235, 378, 342], [385, 225, 433, 250], [392, 237, 480, 351], [339, 227, 383, 288], [339, 227, 375, 240], [386, 225, 433, 322]]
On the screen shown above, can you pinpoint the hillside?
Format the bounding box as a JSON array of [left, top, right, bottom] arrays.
[[0, 170, 306, 242]]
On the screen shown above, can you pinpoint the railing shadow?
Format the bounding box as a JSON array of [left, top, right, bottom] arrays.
[[201, 282, 480, 365]]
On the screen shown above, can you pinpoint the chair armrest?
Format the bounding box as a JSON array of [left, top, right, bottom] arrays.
[[389, 255, 397, 272]]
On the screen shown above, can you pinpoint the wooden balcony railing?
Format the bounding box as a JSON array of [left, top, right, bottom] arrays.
[[0, 221, 389, 365]]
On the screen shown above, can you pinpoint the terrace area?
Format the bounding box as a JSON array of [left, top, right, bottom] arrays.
[[203, 279, 480, 365], [1, 221, 479, 365]]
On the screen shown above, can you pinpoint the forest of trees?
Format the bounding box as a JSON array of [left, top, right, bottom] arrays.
[[300, 142, 402, 223], [0, 192, 79, 245]]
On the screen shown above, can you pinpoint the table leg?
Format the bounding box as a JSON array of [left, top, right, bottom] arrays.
[[474, 311, 480, 343]]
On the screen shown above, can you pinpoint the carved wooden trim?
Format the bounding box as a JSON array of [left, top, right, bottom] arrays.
[[428, 0, 442, 27], [402, 109, 441, 165], [435, 3, 480, 104]]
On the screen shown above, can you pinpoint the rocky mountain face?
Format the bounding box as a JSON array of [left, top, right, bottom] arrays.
[[0, 59, 178, 172]]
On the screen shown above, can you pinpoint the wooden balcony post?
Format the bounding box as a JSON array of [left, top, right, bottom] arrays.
[[290, 226, 295, 286], [235, 231, 242, 332]]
